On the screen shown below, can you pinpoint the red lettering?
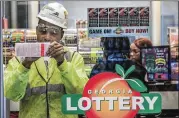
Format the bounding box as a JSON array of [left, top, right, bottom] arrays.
[[136, 29, 140, 33], [135, 29, 148, 33], [126, 29, 129, 33], [131, 29, 134, 33], [126, 29, 135, 33]]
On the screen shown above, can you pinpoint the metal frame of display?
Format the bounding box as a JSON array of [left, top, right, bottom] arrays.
[[0, 1, 4, 118]]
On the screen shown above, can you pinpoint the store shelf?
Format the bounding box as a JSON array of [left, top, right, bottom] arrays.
[[148, 81, 179, 86], [77, 28, 87, 31]]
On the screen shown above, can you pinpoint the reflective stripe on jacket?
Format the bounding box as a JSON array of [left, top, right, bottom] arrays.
[[4, 50, 88, 118]]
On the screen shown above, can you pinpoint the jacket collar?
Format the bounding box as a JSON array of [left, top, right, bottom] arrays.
[[34, 57, 56, 82]]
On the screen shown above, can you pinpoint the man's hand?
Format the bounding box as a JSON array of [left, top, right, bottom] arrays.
[[46, 41, 65, 65], [22, 57, 40, 69]]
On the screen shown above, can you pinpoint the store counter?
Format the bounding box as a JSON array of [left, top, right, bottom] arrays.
[[146, 81, 179, 117]]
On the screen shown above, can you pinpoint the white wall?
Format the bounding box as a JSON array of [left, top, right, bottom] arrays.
[[152, 1, 161, 46], [160, 1, 178, 45], [28, 1, 39, 29], [61, 1, 150, 20], [40, 1, 150, 28]]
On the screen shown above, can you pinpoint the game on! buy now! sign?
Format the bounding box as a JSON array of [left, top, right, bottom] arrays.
[[61, 65, 162, 118], [87, 7, 150, 38]]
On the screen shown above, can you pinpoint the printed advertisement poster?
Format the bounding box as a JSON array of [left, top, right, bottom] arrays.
[[139, 7, 150, 26], [141, 46, 170, 81], [88, 7, 150, 38], [99, 8, 109, 27], [109, 8, 118, 27], [88, 8, 98, 27], [118, 7, 129, 27], [170, 33, 178, 46], [171, 46, 179, 80], [171, 47, 179, 61], [129, 7, 140, 26]]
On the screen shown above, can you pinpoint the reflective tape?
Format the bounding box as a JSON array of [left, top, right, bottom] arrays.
[[24, 84, 66, 99]]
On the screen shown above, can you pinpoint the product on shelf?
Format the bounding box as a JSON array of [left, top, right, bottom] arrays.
[[3, 30, 13, 47], [78, 30, 88, 39], [2, 29, 79, 64], [101, 37, 130, 51], [168, 27, 178, 46], [167, 27, 178, 80], [171, 46, 179, 61], [11, 30, 25, 42], [79, 48, 103, 64], [67, 47, 77, 52], [3, 47, 15, 64], [100, 37, 130, 71], [64, 35, 77, 46], [3, 29, 14, 64], [3, 35, 11, 42], [76, 20, 80, 29], [26, 30, 37, 42], [3, 29, 11, 35], [79, 37, 101, 48], [170, 46, 179, 80], [63, 28, 78, 46], [76, 20, 87, 28]]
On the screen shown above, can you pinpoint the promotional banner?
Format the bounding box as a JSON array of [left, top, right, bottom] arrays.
[[109, 8, 118, 27], [139, 7, 149, 26], [88, 7, 150, 38], [119, 7, 129, 27], [88, 8, 98, 27], [99, 8, 108, 27], [141, 46, 170, 81], [88, 26, 150, 37]]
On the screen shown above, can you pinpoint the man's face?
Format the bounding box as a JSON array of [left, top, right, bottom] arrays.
[[36, 20, 64, 43]]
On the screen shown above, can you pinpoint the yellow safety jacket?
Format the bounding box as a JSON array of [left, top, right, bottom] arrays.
[[4, 50, 88, 118]]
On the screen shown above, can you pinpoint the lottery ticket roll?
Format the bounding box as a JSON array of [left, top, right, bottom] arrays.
[[15, 43, 50, 57]]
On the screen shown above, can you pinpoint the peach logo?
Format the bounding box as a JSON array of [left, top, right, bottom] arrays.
[[62, 64, 162, 118]]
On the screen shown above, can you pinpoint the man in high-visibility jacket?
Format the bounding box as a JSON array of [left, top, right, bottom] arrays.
[[4, 2, 88, 118]]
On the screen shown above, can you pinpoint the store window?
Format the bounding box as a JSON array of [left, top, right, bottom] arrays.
[[17, 1, 28, 28], [1, 1, 179, 118], [161, 1, 178, 45]]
